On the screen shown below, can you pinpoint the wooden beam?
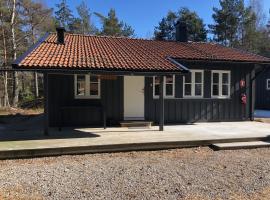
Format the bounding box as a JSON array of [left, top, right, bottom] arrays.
[[250, 67, 256, 121], [43, 72, 49, 135], [159, 76, 164, 131]]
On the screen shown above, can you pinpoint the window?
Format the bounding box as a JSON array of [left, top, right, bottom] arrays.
[[211, 71, 230, 98], [267, 79, 270, 90], [153, 75, 175, 98], [74, 74, 100, 99], [183, 70, 204, 98]]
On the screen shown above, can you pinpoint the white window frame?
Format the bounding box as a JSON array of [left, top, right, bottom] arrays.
[[153, 75, 175, 99], [74, 74, 101, 99], [183, 70, 204, 98], [211, 70, 231, 99], [267, 79, 270, 90]]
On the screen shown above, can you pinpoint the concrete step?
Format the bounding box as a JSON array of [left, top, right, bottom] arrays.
[[211, 141, 270, 150], [120, 121, 153, 128], [0, 137, 268, 160]]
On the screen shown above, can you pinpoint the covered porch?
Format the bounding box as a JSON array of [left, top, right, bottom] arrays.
[[43, 69, 188, 135]]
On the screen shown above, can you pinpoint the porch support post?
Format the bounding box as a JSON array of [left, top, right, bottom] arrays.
[[250, 67, 256, 121], [159, 75, 164, 131], [43, 72, 49, 135]]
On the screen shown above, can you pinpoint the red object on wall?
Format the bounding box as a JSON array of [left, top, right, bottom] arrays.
[[240, 79, 246, 88], [241, 94, 247, 105]]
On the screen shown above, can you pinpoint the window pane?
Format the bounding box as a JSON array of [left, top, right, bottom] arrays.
[[166, 84, 173, 96], [76, 75, 85, 96], [213, 73, 219, 84], [195, 72, 202, 83], [222, 85, 229, 96], [155, 84, 160, 96], [154, 77, 160, 84], [90, 75, 98, 83], [185, 84, 191, 96], [90, 83, 99, 95], [166, 75, 173, 84], [154, 77, 160, 97], [195, 84, 202, 96], [184, 74, 191, 83], [212, 84, 219, 96], [222, 73, 229, 84]]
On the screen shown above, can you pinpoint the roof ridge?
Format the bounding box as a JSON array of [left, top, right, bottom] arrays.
[[49, 32, 217, 44], [49, 32, 155, 41]]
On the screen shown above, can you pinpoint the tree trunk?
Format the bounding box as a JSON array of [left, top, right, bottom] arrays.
[[12, 72, 19, 107], [4, 72, 10, 107], [0, 9, 10, 107], [30, 25, 39, 100], [11, 0, 19, 107], [34, 72, 39, 98]]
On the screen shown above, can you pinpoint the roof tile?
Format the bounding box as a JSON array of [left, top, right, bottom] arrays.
[[17, 33, 270, 71]]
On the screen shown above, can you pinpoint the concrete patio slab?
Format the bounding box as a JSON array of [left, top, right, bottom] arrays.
[[0, 121, 270, 159]]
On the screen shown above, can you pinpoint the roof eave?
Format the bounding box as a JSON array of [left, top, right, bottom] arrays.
[[5, 67, 186, 76], [174, 58, 270, 65], [12, 32, 50, 68]]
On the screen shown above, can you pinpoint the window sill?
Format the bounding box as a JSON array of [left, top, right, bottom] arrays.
[[153, 96, 175, 99], [183, 96, 204, 99], [74, 96, 101, 99], [211, 96, 231, 99]]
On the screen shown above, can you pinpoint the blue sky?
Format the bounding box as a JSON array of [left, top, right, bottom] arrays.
[[43, 0, 270, 38]]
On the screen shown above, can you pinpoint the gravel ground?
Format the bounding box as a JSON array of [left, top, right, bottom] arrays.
[[0, 147, 270, 200]]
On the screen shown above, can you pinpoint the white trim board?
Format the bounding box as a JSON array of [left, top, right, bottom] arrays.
[[211, 70, 231, 99], [183, 70, 204, 98]]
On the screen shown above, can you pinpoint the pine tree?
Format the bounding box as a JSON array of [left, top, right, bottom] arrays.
[[76, 1, 96, 34], [21, 0, 53, 98], [154, 11, 177, 41], [68, 18, 82, 33], [55, 0, 73, 30], [239, 6, 258, 51], [0, 0, 10, 107], [209, 0, 244, 46], [154, 8, 207, 41], [95, 9, 134, 37], [209, 0, 270, 56]]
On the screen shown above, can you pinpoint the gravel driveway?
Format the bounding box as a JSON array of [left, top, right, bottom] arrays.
[[0, 147, 270, 200]]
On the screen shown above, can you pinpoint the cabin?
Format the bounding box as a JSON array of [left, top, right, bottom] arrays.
[[256, 69, 270, 110], [12, 23, 270, 134]]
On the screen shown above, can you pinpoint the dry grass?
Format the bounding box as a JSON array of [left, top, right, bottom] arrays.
[[0, 107, 43, 116]]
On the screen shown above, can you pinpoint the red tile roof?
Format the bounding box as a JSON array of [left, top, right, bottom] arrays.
[[14, 33, 270, 72]]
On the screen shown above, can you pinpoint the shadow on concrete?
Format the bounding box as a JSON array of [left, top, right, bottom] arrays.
[[0, 114, 100, 141], [0, 130, 100, 142], [262, 135, 270, 142]]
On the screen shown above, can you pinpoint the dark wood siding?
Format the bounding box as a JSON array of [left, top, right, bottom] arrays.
[[145, 62, 254, 123], [48, 62, 254, 127], [48, 74, 123, 127], [256, 70, 270, 109]]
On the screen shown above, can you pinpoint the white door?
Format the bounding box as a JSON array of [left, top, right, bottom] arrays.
[[124, 76, 145, 120]]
